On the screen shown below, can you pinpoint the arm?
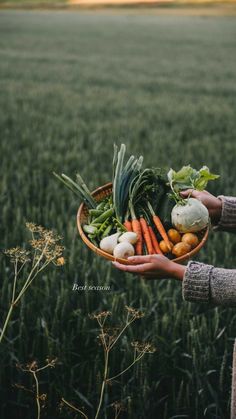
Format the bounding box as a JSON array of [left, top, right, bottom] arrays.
[[183, 261, 236, 306], [113, 190, 236, 306], [113, 255, 236, 307], [215, 196, 236, 233]]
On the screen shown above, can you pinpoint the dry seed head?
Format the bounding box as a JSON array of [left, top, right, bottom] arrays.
[[131, 341, 156, 353], [4, 247, 31, 264], [29, 236, 64, 263], [26, 360, 38, 371], [26, 222, 43, 233], [55, 257, 65, 266], [39, 393, 47, 402], [89, 311, 111, 320], [125, 305, 144, 319], [111, 401, 126, 412], [26, 222, 62, 239], [45, 357, 58, 367]]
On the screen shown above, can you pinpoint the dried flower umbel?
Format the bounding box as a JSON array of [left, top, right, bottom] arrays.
[[0, 223, 65, 344], [16, 358, 57, 419]]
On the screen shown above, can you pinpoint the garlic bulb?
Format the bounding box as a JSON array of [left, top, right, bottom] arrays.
[[113, 242, 135, 259]]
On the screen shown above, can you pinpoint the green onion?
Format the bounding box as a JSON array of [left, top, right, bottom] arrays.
[[112, 144, 143, 223], [53, 172, 96, 208]]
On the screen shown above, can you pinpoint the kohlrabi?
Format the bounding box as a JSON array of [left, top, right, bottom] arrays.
[[168, 165, 219, 233], [171, 197, 209, 233]]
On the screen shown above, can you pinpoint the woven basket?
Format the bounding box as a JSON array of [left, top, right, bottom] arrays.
[[77, 182, 209, 265]]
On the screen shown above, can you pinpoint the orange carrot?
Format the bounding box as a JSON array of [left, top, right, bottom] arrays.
[[131, 219, 143, 255], [124, 220, 132, 232], [147, 202, 172, 251], [153, 215, 172, 251], [140, 218, 154, 254], [148, 226, 163, 255]]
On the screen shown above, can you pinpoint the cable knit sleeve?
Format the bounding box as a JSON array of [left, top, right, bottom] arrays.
[[183, 261, 236, 307], [214, 196, 236, 233]]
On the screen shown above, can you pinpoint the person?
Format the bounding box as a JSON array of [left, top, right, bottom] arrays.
[[113, 190, 236, 418]]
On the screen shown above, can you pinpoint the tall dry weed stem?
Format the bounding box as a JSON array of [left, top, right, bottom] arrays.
[[62, 306, 155, 419], [90, 305, 156, 419], [17, 358, 57, 419], [0, 223, 65, 344]]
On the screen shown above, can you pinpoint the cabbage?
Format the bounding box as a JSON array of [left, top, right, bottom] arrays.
[[171, 198, 209, 233]]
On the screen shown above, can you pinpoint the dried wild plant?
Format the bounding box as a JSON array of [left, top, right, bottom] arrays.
[[61, 305, 155, 419], [0, 222, 65, 344], [90, 306, 155, 419], [16, 358, 57, 419]]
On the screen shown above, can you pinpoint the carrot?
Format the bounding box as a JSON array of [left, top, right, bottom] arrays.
[[148, 226, 163, 255], [140, 217, 154, 254], [147, 202, 172, 251], [124, 220, 132, 232], [153, 215, 172, 251], [129, 203, 143, 255], [131, 219, 143, 255]]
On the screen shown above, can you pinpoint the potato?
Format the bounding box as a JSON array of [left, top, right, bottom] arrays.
[[181, 233, 199, 249], [167, 228, 182, 244], [172, 242, 191, 257], [159, 240, 173, 254]]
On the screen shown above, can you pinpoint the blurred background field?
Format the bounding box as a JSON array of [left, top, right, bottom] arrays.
[[1, 0, 236, 13], [1, 7, 236, 419]]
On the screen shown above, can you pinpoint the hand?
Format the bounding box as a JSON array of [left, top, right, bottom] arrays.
[[180, 189, 222, 224], [112, 255, 186, 281]]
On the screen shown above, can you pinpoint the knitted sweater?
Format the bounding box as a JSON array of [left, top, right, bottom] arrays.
[[182, 196, 236, 418], [183, 196, 236, 305]]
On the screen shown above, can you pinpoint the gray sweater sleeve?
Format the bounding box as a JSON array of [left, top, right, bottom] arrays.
[[183, 196, 236, 306], [214, 195, 236, 232], [183, 261, 236, 306]]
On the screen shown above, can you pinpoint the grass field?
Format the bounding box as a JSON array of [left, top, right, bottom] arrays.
[[1, 10, 236, 419]]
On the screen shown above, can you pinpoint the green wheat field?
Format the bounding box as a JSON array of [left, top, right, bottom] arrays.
[[0, 9, 236, 419]]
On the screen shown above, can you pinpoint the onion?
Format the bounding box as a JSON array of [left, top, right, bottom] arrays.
[[113, 242, 135, 259]]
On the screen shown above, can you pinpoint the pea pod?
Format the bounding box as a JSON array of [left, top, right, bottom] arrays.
[[104, 203, 112, 210], [101, 224, 113, 238], [97, 218, 111, 235], [113, 217, 126, 232], [96, 201, 106, 210], [83, 225, 97, 235], [92, 208, 114, 224], [89, 209, 104, 217]]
